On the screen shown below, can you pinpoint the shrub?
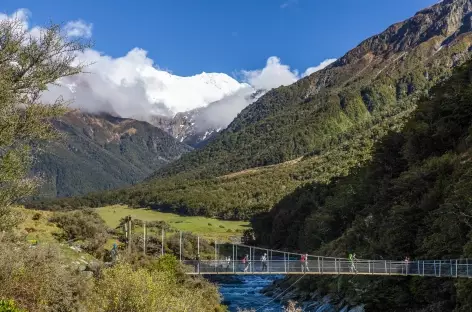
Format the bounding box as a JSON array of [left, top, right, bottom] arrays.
[[88, 262, 223, 312], [32, 213, 41, 221], [0, 299, 25, 312], [49, 209, 110, 255], [0, 243, 91, 312]]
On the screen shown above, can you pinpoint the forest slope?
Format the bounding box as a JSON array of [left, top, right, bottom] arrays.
[[32, 110, 192, 198], [152, 0, 472, 178], [251, 58, 472, 312]]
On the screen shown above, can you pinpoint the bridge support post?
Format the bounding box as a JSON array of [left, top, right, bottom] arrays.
[[232, 244, 235, 273], [236, 244, 238, 272], [179, 231, 182, 262], [467, 259, 469, 277], [422, 261, 424, 276], [127, 217, 132, 254], [143, 221, 146, 255], [161, 229, 164, 256], [215, 239, 218, 273], [434, 261, 436, 276], [384, 261, 387, 274], [456, 260, 458, 277], [368, 260, 371, 274], [284, 253, 287, 273], [439, 261, 441, 277], [250, 246, 253, 273], [417, 261, 419, 275], [318, 257, 321, 273], [287, 253, 290, 272]]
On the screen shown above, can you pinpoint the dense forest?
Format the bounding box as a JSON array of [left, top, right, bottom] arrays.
[[251, 58, 472, 312]]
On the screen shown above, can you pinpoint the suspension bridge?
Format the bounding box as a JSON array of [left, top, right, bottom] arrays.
[[180, 242, 472, 278], [120, 219, 472, 279]]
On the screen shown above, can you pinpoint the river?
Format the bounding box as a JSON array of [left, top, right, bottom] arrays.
[[211, 275, 364, 312], [211, 275, 283, 311]]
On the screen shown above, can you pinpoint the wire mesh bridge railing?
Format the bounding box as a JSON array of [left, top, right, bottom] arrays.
[[183, 259, 472, 278], [177, 242, 472, 278]]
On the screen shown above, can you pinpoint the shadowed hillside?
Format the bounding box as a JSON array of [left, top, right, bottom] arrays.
[[32, 110, 192, 198]]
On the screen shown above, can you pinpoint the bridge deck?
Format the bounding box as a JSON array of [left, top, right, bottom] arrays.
[[182, 259, 472, 278]]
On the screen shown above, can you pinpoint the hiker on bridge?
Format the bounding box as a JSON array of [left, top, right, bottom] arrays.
[[243, 254, 249, 272], [349, 253, 358, 273], [261, 253, 268, 272], [404, 256, 410, 274], [301, 253, 309, 272], [226, 256, 231, 271]]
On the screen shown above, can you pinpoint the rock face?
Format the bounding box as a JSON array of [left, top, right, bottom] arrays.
[[32, 110, 192, 198], [149, 89, 266, 147]]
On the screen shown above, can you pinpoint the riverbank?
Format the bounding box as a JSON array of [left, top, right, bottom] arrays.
[[261, 277, 365, 312], [209, 274, 366, 312]]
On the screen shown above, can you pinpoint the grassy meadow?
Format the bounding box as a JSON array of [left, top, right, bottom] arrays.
[[96, 205, 249, 241]]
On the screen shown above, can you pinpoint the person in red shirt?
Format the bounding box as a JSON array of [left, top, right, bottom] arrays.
[[242, 254, 249, 272]]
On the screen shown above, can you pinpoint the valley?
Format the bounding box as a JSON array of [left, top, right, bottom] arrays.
[[4, 0, 472, 311]]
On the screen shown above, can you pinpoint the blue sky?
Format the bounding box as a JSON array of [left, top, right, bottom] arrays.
[[1, 0, 436, 76]]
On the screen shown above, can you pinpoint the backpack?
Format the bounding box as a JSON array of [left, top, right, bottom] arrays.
[[301, 255, 306, 262]]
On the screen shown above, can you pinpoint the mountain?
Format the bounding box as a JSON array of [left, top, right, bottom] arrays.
[[152, 0, 472, 178], [31, 110, 192, 198], [148, 88, 266, 147], [251, 55, 472, 312], [33, 0, 472, 221]]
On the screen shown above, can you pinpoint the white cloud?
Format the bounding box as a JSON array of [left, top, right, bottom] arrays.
[[280, 0, 298, 9], [3, 8, 337, 133], [303, 58, 337, 77], [41, 48, 247, 118], [241, 56, 299, 90], [0, 8, 30, 30], [64, 20, 93, 38]]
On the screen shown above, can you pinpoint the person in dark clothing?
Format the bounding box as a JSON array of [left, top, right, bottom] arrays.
[[261, 253, 268, 272], [195, 253, 201, 273]]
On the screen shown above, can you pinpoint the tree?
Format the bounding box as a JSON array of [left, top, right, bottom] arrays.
[[0, 18, 90, 231]]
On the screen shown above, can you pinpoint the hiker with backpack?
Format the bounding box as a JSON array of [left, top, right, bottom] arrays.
[[349, 253, 358, 273]]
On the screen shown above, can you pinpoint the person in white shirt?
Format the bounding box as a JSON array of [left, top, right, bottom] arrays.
[[261, 253, 268, 272]]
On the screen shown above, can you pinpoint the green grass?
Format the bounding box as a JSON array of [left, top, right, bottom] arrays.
[[96, 205, 249, 241], [15, 207, 59, 243], [14, 206, 96, 263]]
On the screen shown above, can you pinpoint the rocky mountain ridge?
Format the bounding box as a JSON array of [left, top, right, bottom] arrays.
[[32, 110, 192, 198], [148, 88, 266, 147]]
